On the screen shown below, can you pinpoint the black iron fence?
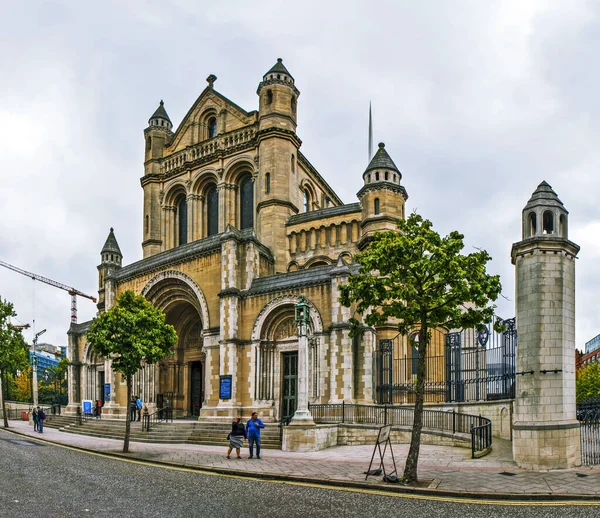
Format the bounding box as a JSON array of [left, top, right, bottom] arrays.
[[375, 318, 517, 404], [309, 402, 492, 458], [578, 398, 600, 465]]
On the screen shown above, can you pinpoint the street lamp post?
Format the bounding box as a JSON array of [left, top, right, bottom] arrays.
[[31, 329, 46, 407], [291, 296, 314, 425]]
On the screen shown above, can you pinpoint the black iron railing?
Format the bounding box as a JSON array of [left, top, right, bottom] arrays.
[[309, 402, 492, 459], [578, 398, 600, 465], [142, 406, 173, 432]]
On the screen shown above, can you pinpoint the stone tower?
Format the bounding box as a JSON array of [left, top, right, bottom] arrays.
[[256, 58, 301, 272], [357, 142, 408, 249], [97, 227, 122, 313], [142, 101, 173, 257], [511, 181, 581, 469]]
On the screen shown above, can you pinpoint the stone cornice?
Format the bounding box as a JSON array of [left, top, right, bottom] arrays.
[[256, 126, 302, 148], [356, 181, 409, 201], [256, 79, 300, 97], [116, 229, 274, 284], [511, 236, 580, 264], [256, 198, 300, 214], [359, 215, 401, 229]]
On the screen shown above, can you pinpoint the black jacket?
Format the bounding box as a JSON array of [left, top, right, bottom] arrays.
[[231, 421, 246, 437]]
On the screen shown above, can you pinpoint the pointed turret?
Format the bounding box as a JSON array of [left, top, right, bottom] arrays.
[[148, 100, 172, 130], [257, 58, 300, 132], [357, 142, 408, 249], [100, 227, 122, 266], [264, 57, 295, 82], [520, 181, 569, 239]]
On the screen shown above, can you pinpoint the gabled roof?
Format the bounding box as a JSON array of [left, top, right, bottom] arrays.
[[364, 142, 400, 174], [101, 228, 122, 256], [264, 58, 294, 80], [149, 100, 171, 124]]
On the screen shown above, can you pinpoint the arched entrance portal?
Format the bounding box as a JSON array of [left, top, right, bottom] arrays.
[[83, 346, 105, 404], [142, 272, 209, 417]]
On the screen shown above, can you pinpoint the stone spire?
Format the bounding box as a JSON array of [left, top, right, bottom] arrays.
[[264, 57, 294, 81], [148, 100, 172, 130], [101, 227, 122, 263]]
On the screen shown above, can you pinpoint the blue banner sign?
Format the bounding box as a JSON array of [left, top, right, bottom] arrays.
[[82, 400, 93, 415], [219, 375, 232, 400], [104, 383, 111, 402]]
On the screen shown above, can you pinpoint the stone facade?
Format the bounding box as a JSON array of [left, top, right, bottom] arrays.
[[67, 59, 408, 421], [511, 181, 581, 469]]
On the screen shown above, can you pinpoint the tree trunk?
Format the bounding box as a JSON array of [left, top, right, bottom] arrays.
[[1, 371, 8, 428], [123, 377, 132, 453], [403, 323, 428, 484]]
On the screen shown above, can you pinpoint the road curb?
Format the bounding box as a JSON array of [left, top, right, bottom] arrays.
[[3, 426, 600, 503]]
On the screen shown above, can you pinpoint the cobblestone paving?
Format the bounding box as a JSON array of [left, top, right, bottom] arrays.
[[7, 420, 600, 497]]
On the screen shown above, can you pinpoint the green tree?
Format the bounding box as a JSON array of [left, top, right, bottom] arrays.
[[13, 366, 32, 403], [0, 298, 30, 428], [576, 363, 600, 402], [340, 213, 502, 484], [86, 290, 177, 453]]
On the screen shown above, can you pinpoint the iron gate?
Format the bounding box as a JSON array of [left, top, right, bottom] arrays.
[[578, 399, 600, 465], [375, 318, 517, 404]]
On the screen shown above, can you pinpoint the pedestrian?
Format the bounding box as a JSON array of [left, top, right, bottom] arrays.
[[226, 416, 246, 460], [245, 412, 264, 459], [32, 407, 39, 432], [136, 395, 143, 422], [38, 407, 46, 433], [95, 400, 102, 419], [130, 396, 137, 422]]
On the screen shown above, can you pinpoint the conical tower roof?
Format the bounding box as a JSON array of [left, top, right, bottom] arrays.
[[364, 142, 400, 174], [149, 100, 171, 124], [264, 58, 294, 80], [524, 181, 566, 211], [101, 227, 122, 256]]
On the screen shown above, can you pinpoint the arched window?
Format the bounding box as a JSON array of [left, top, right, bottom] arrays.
[[291, 96, 296, 114], [265, 172, 271, 194], [291, 154, 295, 173], [385, 171, 389, 181], [304, 189, 310, 212], [208, 117, 217, 139], [393, 174, 396, 183], [146, 137, 152, 152], [559, 214, 566, 237], [145, 215, 149, 235], [240, 176, 254, 230], [375, 172, 380, 181], [543, 211, 554, 234], [266, 90, 273, 105], [206, 185, 219, 237], [528, 212, 537, 237], [374, 198, 380, 215], [177, 195, 188, 246]]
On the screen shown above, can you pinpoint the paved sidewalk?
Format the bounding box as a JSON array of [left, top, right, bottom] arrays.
[[6, 419, 600, 499]]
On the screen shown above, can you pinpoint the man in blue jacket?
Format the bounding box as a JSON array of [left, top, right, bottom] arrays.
[[245, 412, 265, 459]]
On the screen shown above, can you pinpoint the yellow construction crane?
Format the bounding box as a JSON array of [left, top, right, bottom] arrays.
[[0, 260, 96, 324]]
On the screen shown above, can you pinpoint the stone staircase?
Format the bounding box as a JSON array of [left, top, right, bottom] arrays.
[[43, 415, 282, 449]]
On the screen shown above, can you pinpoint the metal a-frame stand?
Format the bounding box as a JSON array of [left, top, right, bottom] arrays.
[[365, 424, 398, 481]]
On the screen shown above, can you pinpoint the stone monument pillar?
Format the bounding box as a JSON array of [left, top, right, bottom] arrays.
[[290, 296, 314, 425], [511, 181, 581, 469]]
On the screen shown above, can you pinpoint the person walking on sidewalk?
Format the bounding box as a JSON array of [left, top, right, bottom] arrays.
[[136, 396, 143, 422], [32, 407, 39, 432], [245, 412, 264, 459], [226, 416, 246, 460], [37, 407, 46, 433]]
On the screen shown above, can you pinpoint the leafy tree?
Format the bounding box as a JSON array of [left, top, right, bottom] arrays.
[[340, 213, 501, 484], [13, 366, 32, 403], [577, 363, 600, 403], [0, 298, 30, 428], [86, 290, 177, 453]]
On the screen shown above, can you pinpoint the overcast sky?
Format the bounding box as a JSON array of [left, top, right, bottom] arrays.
[[1, 1, 598, 351]]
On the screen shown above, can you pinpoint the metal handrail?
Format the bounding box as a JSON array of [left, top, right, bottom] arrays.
[[309, 402, 492, 458], [142, 406, 173, 432]]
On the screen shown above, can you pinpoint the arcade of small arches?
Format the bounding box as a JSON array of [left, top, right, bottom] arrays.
[[524, 209, 568, 239]]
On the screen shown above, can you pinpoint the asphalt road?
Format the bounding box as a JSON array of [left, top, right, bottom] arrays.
[[1, 428, 599, 518]]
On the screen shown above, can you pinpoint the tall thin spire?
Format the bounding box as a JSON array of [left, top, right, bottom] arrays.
[[368, 102, 373, 163]]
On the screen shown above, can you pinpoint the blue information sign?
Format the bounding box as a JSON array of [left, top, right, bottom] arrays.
[[104, 383, 111, 402], [219, 375, 232, 400]]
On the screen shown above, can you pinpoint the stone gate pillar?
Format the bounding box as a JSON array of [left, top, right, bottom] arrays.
[[511, 181, 581, 469]]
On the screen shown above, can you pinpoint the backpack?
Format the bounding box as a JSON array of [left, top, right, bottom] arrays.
[[40, 412, 46, 421]]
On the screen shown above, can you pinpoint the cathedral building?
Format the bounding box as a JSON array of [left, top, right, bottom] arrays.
[[67, 59, 408, 421]]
